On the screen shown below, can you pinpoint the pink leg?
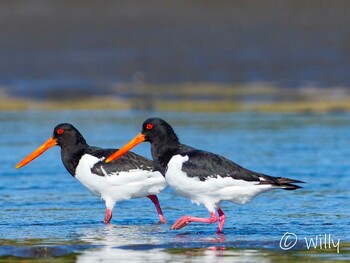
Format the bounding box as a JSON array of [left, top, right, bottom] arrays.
[[104, 208, 112, 223], [171, 212, 218, 230], [217, 208, 226, 233], [147, 195, 166, 223]]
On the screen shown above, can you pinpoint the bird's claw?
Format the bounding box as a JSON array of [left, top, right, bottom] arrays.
[[158, 215, 167, 224], [171, 215, 190, 230]]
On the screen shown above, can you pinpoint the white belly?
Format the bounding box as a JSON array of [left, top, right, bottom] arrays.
[[166, 154, 274, 212], [75, 154, 167, 209]]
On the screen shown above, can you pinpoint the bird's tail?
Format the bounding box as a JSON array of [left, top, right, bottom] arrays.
[[276, 177, 305, 190], [259, 174, 305, 190]]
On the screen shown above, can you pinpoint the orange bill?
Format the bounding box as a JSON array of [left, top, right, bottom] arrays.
[[105, 133, 145, 163], [16, 137, 57, 169]]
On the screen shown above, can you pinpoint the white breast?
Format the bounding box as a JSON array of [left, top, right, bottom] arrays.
[[75, 154, 167, 209]]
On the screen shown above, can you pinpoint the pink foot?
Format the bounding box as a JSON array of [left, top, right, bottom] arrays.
[[171, 212, 218, 230], [104, 208, 112, 223], [171, 215, 191, 230], [147, 195, 167, 223], [158, 214, 167, 224], [217, 208, 226, 233]]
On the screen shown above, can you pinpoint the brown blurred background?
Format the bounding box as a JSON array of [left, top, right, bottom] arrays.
[[0, 0, 349, 107]]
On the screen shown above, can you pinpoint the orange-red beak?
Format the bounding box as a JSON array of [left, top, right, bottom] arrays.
[[16, 137, 58, 169], [105, 133, 145, 163]]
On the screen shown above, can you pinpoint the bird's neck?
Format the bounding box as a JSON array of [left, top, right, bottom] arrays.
[[60, 143, 89, 177], [151, 137, 180, 171]]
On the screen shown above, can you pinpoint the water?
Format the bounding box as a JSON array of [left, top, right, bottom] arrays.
[[1, 110, 349, 262]]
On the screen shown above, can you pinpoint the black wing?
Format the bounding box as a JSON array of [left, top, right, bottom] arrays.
[[88, 147, 162, 177], [181, 149, 303, 189], [181, 149, 262, 182]]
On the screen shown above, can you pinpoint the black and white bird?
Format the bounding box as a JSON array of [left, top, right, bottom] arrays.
[[16, 123, 167, 224], [105, 117, 304, 233]]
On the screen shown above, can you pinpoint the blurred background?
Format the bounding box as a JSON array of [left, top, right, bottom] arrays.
[[1, 0, 350, 111]]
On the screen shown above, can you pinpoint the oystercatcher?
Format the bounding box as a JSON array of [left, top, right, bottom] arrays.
[[105, 117, 304, 233], [16, 123, 167, 224]]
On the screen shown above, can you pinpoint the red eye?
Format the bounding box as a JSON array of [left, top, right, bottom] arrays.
[[57, 128, 64, 134], [146, 123, 153, 130]]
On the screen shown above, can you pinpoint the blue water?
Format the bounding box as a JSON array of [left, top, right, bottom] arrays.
[[1, 110, 349, 261]]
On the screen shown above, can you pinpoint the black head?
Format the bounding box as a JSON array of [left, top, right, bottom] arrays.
[[16, 123, 87, 169], [105, 117, 179, 164], [52, 123, 87, 148], [141, 118, 178, 143]]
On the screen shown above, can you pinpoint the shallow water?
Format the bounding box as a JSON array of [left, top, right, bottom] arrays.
[[1, 110, 349, 262]]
